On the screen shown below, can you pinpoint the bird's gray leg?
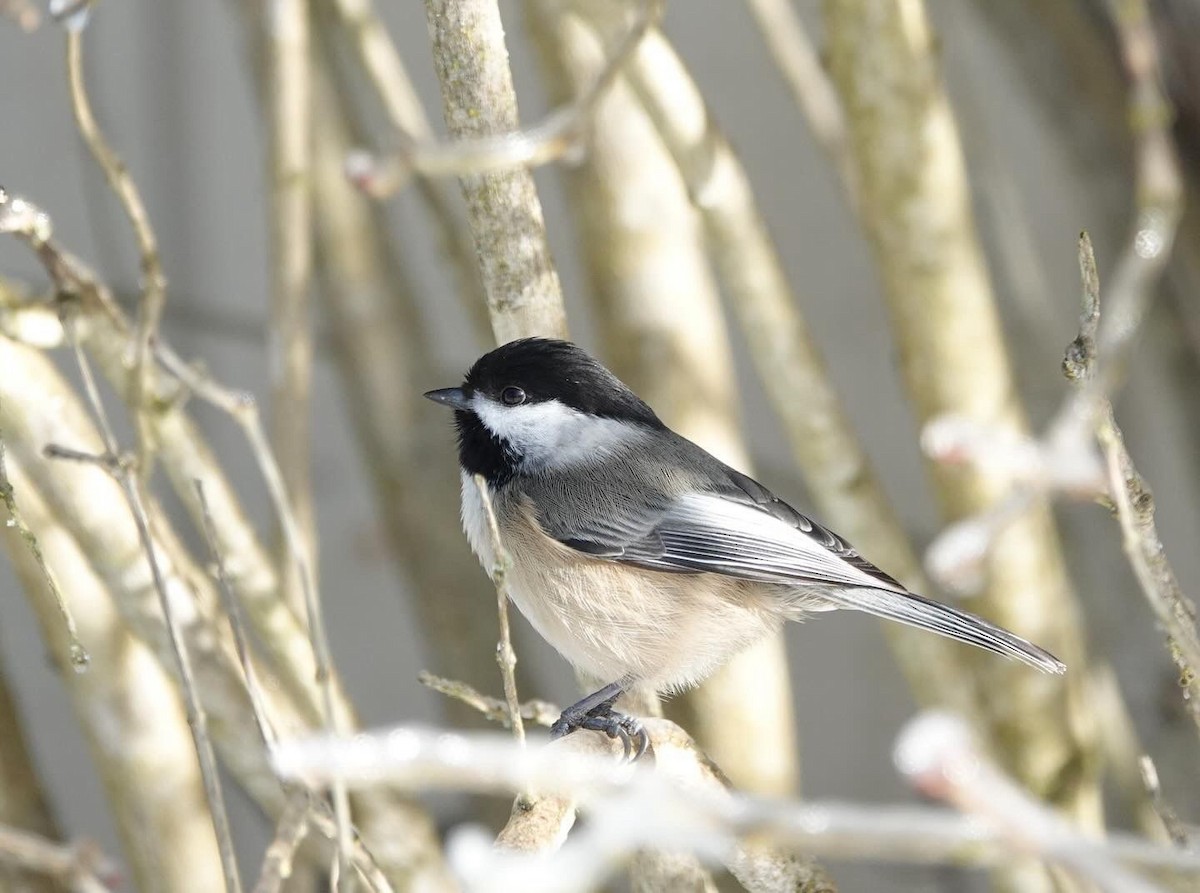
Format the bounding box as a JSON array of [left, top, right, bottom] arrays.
[[550, 679, 651, 762]]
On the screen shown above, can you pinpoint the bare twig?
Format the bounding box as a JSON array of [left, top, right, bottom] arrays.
[[46, 338, 243, 893], [160, 341, 351, 882], [195, 480, 279, 749], [0, 440, 87, 668], [1071, 233, 1200, 733], [252, 791, 313, 893], [741, 0, 857, 207], [419, 671, 560, 729], [424, 0, 569, 342], [472, 474, 525, 745], [348, 0, 661, 195], [198, 480, 402, 893], [64, 26, 167, 473], [0, 824, 113, 893], [1138, 756, 1195, 849], [896, 713, 1166, 893], [264, 0, 318, 640]]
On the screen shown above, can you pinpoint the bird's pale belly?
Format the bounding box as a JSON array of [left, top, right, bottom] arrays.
[[461, 475, 782, 691]]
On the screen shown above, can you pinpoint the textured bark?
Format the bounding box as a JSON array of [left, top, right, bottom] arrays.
[[424, 0, 569, 342]]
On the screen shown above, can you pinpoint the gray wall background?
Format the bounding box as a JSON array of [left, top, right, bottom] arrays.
[[1, 1, 1197, 889]]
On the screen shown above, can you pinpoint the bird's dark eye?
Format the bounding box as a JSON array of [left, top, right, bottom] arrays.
[[501, 386, 527, 406]]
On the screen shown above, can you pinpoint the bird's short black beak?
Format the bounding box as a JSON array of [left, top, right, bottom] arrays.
[[423, 387, 470, 410]]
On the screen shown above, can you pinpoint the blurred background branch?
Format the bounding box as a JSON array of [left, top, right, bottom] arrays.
[[0, 0, 1198, 890]]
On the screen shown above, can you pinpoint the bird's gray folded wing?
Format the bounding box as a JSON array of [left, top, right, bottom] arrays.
[[539, 479, 909, 592], [531, 480, 1066, 675]]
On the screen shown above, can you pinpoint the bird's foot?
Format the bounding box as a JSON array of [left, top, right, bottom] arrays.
[[550, 702, 650, 762]]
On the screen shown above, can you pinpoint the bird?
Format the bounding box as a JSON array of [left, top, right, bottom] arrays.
[[424, 337, 1064, 759]]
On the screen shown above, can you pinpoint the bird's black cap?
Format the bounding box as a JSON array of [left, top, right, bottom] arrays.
[[461, 338, 664, 428]]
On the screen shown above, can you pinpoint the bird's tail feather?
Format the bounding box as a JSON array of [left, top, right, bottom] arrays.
[[827, 587, 1066, 675]]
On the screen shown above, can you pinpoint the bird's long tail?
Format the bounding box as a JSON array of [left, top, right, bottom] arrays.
[[827, 587, 1066, 674]]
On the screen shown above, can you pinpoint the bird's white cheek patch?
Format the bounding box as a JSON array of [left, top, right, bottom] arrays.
[[471, 396, 637, 469]]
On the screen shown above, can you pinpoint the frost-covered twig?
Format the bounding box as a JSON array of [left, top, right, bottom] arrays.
[[896, 713, 1166, 893], [274, 718, 1200, 891], [919, 0, 1183, 591]]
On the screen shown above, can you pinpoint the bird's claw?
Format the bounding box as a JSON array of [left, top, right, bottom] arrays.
[[550, 703, 650, 762]]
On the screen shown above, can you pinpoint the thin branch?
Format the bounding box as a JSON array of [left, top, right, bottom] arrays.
[[0, 440, 87, 668], [195, 479, 279, 749], [264, 0, 318, 639], [419, 671, 559, 729], [1073, 234, 1200, 732], [0, 824, 113, 893], [472, 474, 525, 745], [1138, 756, 1196, 849], [740, 0, 858, 207], [198, 481, 401, 893], [158, 345, 352, 884], [64, 25, 167, 472], [252, 791, 313, 893], [348, 0, 661, 195]]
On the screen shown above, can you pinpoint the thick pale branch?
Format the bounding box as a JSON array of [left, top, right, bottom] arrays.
[[424, 0, 568, 342], [824, 0, 1101, 840], [527, 0, 800, 799], [1, 457, 226, 892]]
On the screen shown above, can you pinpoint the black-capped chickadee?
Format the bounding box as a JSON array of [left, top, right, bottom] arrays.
[[425, 338, 1064, 758]]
